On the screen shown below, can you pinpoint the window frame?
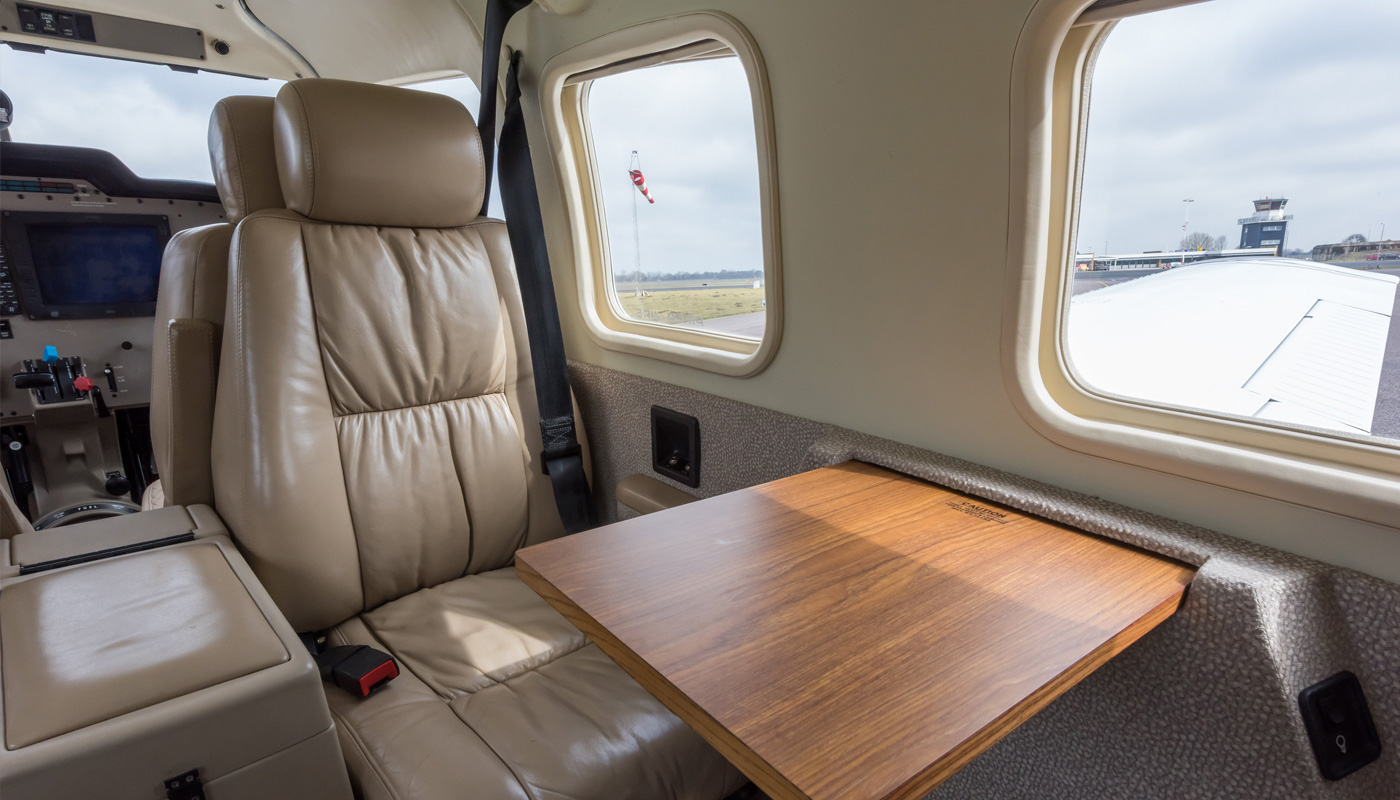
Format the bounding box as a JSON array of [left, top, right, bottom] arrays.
[[540, 12, 782, 377], [1003, 0, 1400, 529]]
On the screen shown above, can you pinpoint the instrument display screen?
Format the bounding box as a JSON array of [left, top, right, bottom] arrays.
[[2, 211, 169, 319], [28, 222, 163, 306]]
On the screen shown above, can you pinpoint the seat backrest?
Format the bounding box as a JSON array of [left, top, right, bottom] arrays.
[[149, 96, 281, 508], [211, 79, 577, 632]]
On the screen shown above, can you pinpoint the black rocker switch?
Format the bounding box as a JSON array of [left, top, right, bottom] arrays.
[[1298, 671, 1382, 780]]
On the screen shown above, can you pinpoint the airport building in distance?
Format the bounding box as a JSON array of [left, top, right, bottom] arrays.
[[1077, 196, 1291, 270], [1238, 197, 1291, 250]]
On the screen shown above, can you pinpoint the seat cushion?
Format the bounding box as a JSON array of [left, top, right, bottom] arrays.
[[141, 479, 165, 510], [325, 568, 746, 800]]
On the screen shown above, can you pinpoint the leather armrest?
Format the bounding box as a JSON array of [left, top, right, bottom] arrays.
[[616, 474, 699, 516], [155, 318, 220, 507]]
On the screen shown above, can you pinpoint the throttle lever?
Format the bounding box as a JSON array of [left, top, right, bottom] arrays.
[[13, 372, 56, 390], [74, 376, 110, 417]]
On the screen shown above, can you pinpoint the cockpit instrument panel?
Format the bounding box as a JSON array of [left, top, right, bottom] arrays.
[[0, 142, 226, 418], [2, 211, 170, 319]]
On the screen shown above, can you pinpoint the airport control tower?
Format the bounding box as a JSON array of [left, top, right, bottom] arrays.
[[1237, 197, 1292, 254]]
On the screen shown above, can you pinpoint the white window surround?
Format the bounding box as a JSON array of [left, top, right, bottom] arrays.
[[539, 12, 783, 377], [1002, 0, 1400, 529]]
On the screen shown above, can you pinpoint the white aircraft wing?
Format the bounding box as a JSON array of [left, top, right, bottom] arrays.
[[1067, 258, 1398, 435]]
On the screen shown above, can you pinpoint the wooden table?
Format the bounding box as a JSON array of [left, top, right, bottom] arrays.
[[516, 462, 1195, 800]]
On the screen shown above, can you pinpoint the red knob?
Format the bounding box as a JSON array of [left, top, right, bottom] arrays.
[[74, 376, 95, 392]]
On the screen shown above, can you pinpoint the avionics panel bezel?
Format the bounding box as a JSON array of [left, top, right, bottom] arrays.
[[1, 210, 168, 319]]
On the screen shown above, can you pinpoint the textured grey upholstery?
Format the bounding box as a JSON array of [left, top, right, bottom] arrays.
[[569, 360, 1400, 800]]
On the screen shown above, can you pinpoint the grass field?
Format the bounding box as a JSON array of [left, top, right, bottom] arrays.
[[617, 287, 764, 321]]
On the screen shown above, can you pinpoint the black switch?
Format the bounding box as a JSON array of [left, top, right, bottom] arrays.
[[14, 5, 96, 42], [16, 6, 39, 32], [1298, 671, 1382, 781], [1319, 694, 1347, 726]]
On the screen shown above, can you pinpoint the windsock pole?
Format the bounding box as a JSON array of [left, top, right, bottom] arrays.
[[629, 151, 646, 295]]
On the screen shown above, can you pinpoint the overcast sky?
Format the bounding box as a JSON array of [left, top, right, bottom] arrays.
[[588, 57, 762, 277], [0, 47, 503, 210], [1, 47, 283, 180], [1079, 0, 1400, 255], [3, 0, 1394, 263]]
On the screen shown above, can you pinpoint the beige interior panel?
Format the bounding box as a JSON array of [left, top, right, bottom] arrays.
[[615, 473, 697, 516], [1, 543, 287, 748], [459, 0, 1400, 584], [247, 0, 483, 84], [0, 536, 350, 799]]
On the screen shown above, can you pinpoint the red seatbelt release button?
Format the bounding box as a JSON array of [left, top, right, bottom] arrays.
[[315, 645, 399, 698], [355, 658, 400, 697]]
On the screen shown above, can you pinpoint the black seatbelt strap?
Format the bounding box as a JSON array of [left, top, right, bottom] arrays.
[[476, 0, 529, 218], [480, 0, 595, 533]]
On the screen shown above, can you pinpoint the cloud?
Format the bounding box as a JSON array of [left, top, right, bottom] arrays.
[[2, 47, 282, 182], [1078, 0, 1400, 253], [0, 51, 505, 212], [586, 58, 763, 276]]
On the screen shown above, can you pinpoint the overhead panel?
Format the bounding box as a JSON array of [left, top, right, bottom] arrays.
[[0, 0, 309, 80], [1, 1, 203, 60]]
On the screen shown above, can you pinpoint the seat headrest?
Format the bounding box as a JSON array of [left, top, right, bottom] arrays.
[[208, 96, 283, 224], [271, 79, 484, 228]]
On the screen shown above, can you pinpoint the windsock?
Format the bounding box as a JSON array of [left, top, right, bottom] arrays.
[[628, 169, 656, 204]]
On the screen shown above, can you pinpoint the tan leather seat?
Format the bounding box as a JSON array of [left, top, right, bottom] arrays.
[[145, 96, 281, 510], [210, 79, 745, 800]]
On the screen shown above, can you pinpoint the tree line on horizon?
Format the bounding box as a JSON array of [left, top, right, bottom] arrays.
[[612, 268, 764, 282], [1179, 232, 1230, 251]]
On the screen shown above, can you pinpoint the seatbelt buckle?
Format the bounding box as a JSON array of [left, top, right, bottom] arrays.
[[540, 442, 582, 476], [315, 645, 399, 698]]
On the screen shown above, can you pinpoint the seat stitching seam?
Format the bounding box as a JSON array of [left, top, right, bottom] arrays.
[[333, 390, 508, 420], [204, 321, 217, 502], [454, 710, 539, 800], [278, 216, 507, 233], [356, 616, 463, 703], [447, 647, 600, 800], [289, 83, 317, 217], [442, 406, 476, 578], [165, 322, 179, 500], [300, 221, 370, 613], [472, 637, 592, 690], [329, 703, 405, 800], [219, 102, 248, 216], [232, 222, 249, 517]]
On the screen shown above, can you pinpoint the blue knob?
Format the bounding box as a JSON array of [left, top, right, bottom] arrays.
[[43, 346, 58, 363]]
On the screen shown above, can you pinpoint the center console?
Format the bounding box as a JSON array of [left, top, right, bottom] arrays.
[[0, 501, 353, 800]]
